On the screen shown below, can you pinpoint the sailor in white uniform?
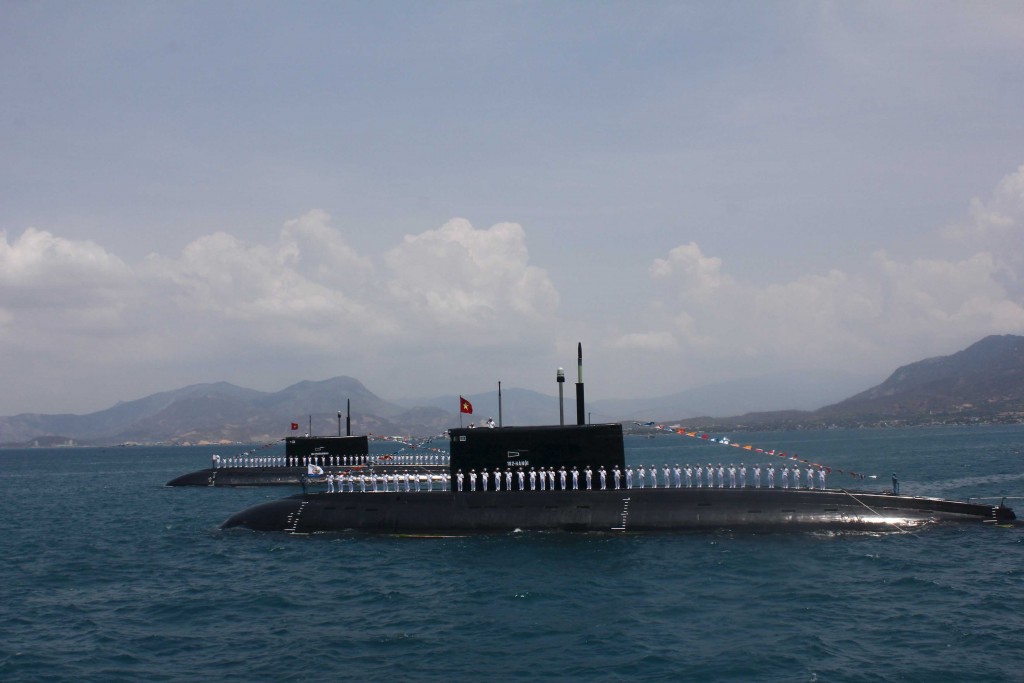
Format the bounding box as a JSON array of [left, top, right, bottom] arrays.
[[753, 465, 761, 488], [494, 469, 502, 491], [506, 469, 513, 491], [625, 467, 634, 489], [480, 468, 489, 491], [717, 464, 725, 488], [559, 467, 567, 490], [674, 465, 682, 488], [571, 467, 579, 490], [517, 468, 525, 491], [781, 465, 789, 489], [585, 466, 593, 490], [637, 466, 646, 488], [663, 465, 672, 489], [469, 470, 477, 492], [685, 465, 693, 488], [529, 468, 537, 491], [456, 470, 464, 492], [806, 467, 814, 489], [326, 473, 335, 493], [791, 466, 800, 489], [739, 464, 747, 488], [817, 468, 826, 490], [767, 465, 775, 488], [599, 466, 607, 490], [728, 465, 737, 488]]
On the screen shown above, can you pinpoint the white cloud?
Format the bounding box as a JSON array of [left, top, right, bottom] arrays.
[[0, 227, 133, 307], [649, 242, 730, 295], [384, 218, 560, 333], [944, 164, 1024, 283], [0, 214, 563, 413], [0, 228, 139, 346], [623, 166, 1024, 388]]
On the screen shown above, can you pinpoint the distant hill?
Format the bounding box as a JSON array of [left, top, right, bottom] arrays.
[[676, 335, 1024, 430], [0, 377, 453, 446], [4, 335, 1023, 445]]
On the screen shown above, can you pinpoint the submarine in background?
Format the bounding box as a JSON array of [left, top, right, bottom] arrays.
[[166, 433, 373, 487], [166, 401, 448, 487], [221, 344, 1017, 533]]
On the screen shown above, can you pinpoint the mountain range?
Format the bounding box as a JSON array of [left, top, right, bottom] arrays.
[[675, 334, 1024, 430], [2, 334, 1023, 446]]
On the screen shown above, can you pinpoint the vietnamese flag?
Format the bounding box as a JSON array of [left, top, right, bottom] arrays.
[[459, 396, 473, 414], [291, 422, 299, 430]]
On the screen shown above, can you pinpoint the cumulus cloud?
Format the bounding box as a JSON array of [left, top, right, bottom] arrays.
[[623, 167, 1024, 386], [0, 228, 139, 347], [0, 227, 134, 308], [944, 164, 1024, 289], [649, 242, 730, 295], [143, 214, 384, 345], [384, 218, 559, 332], [0, 214, 561, 413]]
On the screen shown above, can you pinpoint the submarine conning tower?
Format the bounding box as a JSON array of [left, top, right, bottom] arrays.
[[285, 435, 369, 463], [447, 341, 623, 476], [448, 424, 625, 476]]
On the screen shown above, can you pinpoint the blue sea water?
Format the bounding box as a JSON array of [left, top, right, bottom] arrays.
[[1, 426, 1022, 682]]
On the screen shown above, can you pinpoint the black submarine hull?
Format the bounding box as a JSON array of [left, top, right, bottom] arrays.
[[167, 467, 309, 487], [221, 487, 1016, 534]]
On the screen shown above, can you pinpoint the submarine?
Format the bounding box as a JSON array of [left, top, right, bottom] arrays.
[[221, 344, 1017, 533], [167, 433, 370, 487], [220, 423, 1016, 533], [166, 402, 447, 487]]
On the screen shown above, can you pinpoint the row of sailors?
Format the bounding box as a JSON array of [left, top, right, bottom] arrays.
[[315, 462, 830, 494], [452, 463, 828, 492], [324, 471, 450, 493], [211, 453, 450, 469]]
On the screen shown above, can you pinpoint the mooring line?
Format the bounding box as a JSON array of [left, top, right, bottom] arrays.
[[839, 489, 920, 537]]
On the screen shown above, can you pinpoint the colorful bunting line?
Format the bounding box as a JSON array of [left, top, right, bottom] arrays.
[[633, 422, 866, 480], [372, 434, 450, 457]]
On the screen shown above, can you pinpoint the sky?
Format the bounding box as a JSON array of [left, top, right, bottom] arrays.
[[2, 1, 1024, 416]]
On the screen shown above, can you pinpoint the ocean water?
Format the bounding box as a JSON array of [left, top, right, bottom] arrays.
[[1, 426, 1022, 682]]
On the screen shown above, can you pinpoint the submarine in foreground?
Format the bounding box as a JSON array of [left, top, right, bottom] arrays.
[[221, 422, 1016, 533], [221, 344, 1016, 534]]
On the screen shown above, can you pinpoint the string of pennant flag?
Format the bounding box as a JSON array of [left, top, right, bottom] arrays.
[[634, 422, 867, 480], [374, 434, 450, 457]]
